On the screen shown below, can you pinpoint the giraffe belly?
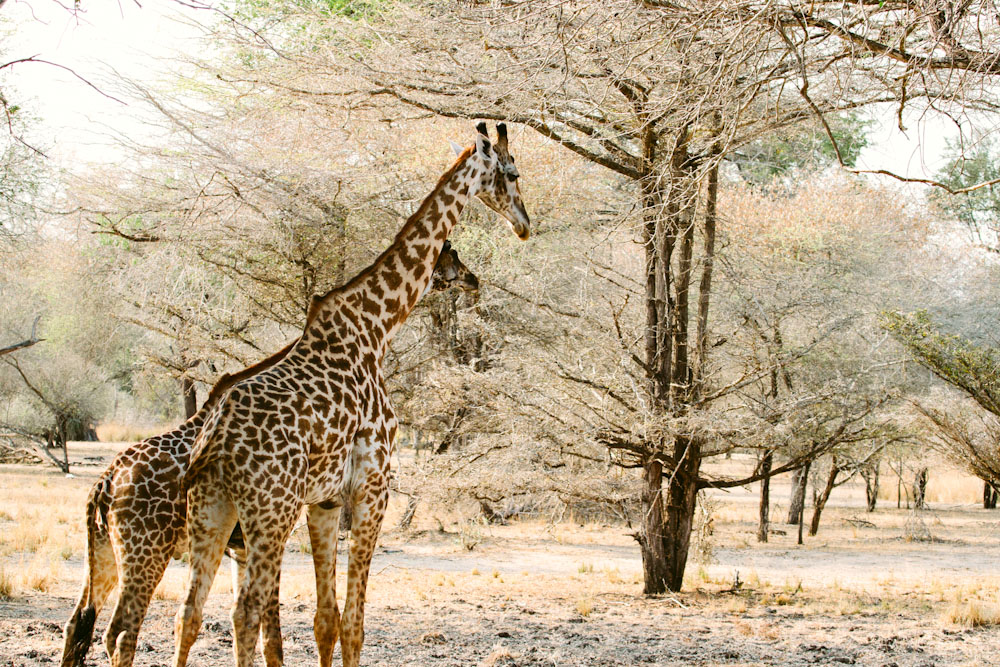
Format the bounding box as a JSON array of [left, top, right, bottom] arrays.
[[302, 453, 352, 506]]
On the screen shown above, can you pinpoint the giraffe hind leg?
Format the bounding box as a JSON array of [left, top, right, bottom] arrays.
[[61, 534, 117, 667], [229, 543, 284, 667], [260, 571, 283, 667], [308, 502, 343, 667], [231, 503, 301, 667], [173, 481, 237, 667], [103, 540, 175, 667]]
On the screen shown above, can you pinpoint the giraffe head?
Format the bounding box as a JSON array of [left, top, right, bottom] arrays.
[[431, 241, 480, 293], [463, 122, 530, 241]]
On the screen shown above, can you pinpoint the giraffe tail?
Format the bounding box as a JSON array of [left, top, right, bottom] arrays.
[[179, 401, 226, 492], [61, 476, 111, 667]]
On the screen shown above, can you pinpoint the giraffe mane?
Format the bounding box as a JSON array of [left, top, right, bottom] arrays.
[[202, 338, 298, 407], [302, 145, 476, 331]]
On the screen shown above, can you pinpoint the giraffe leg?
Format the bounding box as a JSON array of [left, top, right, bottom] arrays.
[[173, 481, 237, 667], [307, 503, 342, 667], [61, 532, 117, 667], [231, 506, 300, 667], [103, 545, 172, 667], [231, 536, 283, 667], [341, 484, 389, 667], [260, 569, 283, 667]]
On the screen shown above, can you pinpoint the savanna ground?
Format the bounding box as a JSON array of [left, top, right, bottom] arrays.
[[1, 441, 999, 666]]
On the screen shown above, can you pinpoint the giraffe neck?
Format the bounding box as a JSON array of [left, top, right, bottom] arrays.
[[313, 148, 480, 354]]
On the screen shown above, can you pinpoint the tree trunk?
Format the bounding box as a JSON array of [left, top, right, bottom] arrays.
[[182, 376, 198, 419], [808, 459, 840, 537], [396, 495, 419, 530], [662, 436, 702, 592], [634, 129, 711, 595], [51, 420, 70, 474], [757, 450, 773, 543], [787, 465, 808, 525], [637, 460, 671, 595], [913, 467, 928, 510], [863, 464, 879, 512], [985, 481, 998, 510]]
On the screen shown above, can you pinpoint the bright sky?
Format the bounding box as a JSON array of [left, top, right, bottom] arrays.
[[3, 0, 209, 163]]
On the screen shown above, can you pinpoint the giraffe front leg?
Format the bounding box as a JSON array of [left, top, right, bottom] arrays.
[[341, 479, 389, 667], [307, 503, 342, 667], [173, 482, 237, 667]]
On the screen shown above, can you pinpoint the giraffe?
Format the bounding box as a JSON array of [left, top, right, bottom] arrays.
[[174, 122, 528, 667], [60, 243, 479, 667]]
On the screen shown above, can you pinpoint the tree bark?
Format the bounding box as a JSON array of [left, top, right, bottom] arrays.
[[757, 450, 773, 543], [863, 463, 879, 512], [985, 481, 998, 510], [637, 459, 671, 594], [913, 467, 928, 509], [808, 459, 840, 537], [396, 495, 419, 530], [662, 436, 702, 592], [787, 465, 808, 525]]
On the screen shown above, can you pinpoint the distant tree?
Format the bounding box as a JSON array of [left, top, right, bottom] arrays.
[[729, 114, 871, 188], [0, 247, 116, 471], [884, 310, 1000, 502], [933, 137, 1000, 253]]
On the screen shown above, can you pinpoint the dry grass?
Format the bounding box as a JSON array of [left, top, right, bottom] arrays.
[[877, 467, 983, 504], [96, 421, 176, 444], [944, 599, 1000, 627], [0, 565, 15, 600], [1, 454, 999, 652], [480, 644, 516, 667], [20, 557, 61, 593], [0, 470, 91, 567]]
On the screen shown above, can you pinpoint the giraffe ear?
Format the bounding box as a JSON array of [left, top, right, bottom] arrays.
[[449, 140, 464, 157]]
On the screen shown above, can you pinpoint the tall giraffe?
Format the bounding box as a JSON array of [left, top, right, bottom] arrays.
[[60, 244, 479, 667], [174, 123, 528, 667]]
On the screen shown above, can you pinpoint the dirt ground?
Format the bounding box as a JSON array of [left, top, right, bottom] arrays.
[[1, 443, 999, 666]]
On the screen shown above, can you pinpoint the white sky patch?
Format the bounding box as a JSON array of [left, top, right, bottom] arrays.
[[3, 0, 210, 164]]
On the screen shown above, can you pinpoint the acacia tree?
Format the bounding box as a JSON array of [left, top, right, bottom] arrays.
[[221, 0, 1000, 593]]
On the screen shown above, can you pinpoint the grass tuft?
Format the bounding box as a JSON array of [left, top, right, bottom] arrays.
[[944, 600, 1000, 627], [0, 565, 16, 600]]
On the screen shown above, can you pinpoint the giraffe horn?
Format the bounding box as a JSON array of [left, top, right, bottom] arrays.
[[496, 123, 508, 152], [476, 121, 489, 137]]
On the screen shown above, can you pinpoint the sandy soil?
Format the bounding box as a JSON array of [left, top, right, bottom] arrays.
[[1, 443, 999, 666]]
